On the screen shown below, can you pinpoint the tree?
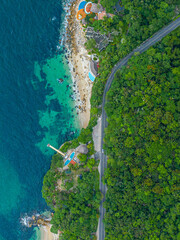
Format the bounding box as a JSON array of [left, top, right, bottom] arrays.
[[85, 39, 96, 51], [78, 153, 87, 163], [87, 158, 96, 169]]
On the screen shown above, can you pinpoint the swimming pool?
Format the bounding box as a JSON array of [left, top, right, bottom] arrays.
[[88, 72, 95, 82], [78, 1, 86, 10], [64, 159, 71, 166], [70, 152, 75, 160], [64, 152, 75, 166]]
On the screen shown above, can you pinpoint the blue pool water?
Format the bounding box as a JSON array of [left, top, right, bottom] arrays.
[[64, 159, 71, 166], [0, 0, 80, 239], [70, 152, 75, 160], [64, 152, 75, 166], [89, 72, 95, 82], [78, 1, 87, 10]]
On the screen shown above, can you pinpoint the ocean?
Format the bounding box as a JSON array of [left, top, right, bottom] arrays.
[[0, 0, 79, 239]]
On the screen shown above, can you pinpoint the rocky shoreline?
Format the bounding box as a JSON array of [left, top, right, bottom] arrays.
[[40, 1, 91, 238], [40, 1, 92, 238], [65, 0, 92, 129]]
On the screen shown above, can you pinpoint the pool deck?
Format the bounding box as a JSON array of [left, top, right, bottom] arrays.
[[63, 151, 77, 168]]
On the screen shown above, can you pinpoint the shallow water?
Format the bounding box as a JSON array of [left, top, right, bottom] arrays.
[[0, 0, 79, 239]]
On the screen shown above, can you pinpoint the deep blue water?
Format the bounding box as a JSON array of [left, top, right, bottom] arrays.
[[0, 0, 79, 239]]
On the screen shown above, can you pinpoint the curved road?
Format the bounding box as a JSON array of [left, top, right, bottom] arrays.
[[99, 17, 180, 240]]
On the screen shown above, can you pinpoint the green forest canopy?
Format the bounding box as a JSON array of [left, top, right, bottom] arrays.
[[104, 28, 180, 240], [42, 161, 101, 239], [42, 0, 180, 239], [90, 0, 178, 111]]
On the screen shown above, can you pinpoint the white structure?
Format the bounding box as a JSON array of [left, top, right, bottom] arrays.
[[89, 60, 98, 82], [84, 1, 92, 14], [85, 2, 104, 14], [47, 144, 65, 157], [91, 3, 104, 13]]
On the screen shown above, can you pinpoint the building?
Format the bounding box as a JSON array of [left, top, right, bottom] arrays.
[[77, 1, 87, 20], [77, 8, 87, 20], [77, 1, 105, 20], [84, 2, 104, 14], [89, 60, 98, 82], [90, 3, 104, 13], [98, 11, 107, 20], [84, 2, 92, 14], [76, 2, 114, 82], [86, 27, 112, 51]]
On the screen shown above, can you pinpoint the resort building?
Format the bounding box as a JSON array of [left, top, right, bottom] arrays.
[[77, 1, 87, 20], [98, 11, 115, 20], [76, 1, 105, 20], [91, 3, 104, 13], [47, 144, 77, 168], [89, 60, 98, 82], [85, 2, 104, 14], [47, 143, 89, 170], [76, 1, 114, 82], [77, 1, 118, 21], [84, 2, 92, 14], [86, 27, 112, 51], [77, 8, 87, 20]]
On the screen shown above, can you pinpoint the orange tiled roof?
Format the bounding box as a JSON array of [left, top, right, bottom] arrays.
[[98, 11, 107, 20], [70, 160, 76, 165], [77, 9, 87, 20]]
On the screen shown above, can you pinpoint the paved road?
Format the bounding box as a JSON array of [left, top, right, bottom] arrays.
[[98, 17, 180, 240]]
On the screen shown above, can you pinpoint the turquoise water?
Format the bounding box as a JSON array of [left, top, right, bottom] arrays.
[[0, 0, 80, 239], [89, 72, 95, 82], [64, 159, 71, 166], [64, 151, 75, 166], [70, 152, 75, 159]]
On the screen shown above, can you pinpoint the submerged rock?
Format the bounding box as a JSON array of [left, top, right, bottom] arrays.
[[57, 78, 64, 84]]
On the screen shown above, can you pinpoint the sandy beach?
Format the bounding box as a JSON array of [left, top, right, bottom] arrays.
[[65, 0, 92, 129], [40, 225, 59, 240]]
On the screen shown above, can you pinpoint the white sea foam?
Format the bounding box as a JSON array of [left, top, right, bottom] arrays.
[[20, 212, 52, 228], [20, 215, 33, 227]]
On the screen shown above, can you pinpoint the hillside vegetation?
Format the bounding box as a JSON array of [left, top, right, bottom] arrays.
[[104, 28, 180, 240], [42, 0, 179, 238], [90, 0, 178, 111], [42, 154, 101, 239]]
